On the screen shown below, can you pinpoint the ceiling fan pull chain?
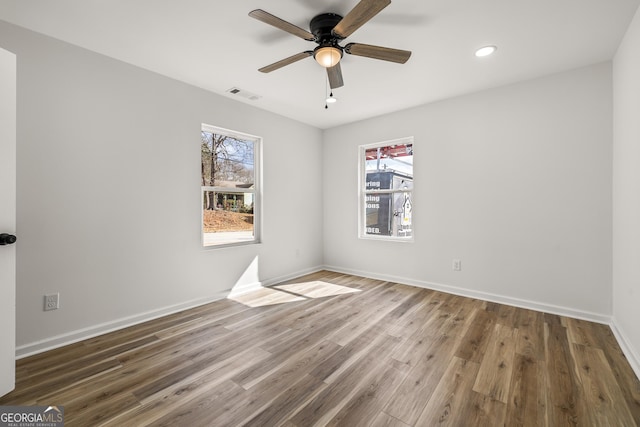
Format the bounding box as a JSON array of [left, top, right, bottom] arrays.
[[325, 74, 329, 109]]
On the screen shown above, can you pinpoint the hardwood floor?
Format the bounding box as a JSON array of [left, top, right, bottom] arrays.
[[2, 271, 639, 426]]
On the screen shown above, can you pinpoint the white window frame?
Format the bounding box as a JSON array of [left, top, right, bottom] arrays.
[[201, 124, 262, 248], [358, 136, 414, 242]]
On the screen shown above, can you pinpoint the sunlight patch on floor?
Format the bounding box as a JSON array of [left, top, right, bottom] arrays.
[[229, 280, 361, 308]]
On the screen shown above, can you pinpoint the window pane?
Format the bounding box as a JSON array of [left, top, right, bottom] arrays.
[[203, 190, 255, 245], [364, 191, 412, 237], [364, 143, 413, 176], [201, 131, 255, 188]]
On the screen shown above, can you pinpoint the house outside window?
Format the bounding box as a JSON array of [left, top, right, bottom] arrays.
[[201, 124, 261, 247], [359, 137, 414, 241]]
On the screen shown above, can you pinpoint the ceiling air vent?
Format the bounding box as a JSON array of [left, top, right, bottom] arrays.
[[226, 87, 262, 101]]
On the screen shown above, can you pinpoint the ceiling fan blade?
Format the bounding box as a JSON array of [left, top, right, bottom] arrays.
[[249, 9, 315, 41], [258, 51, 313, 73], [327, 63, 344, 89], [332, 0, 391, 39], [344, 43, 411, 63]]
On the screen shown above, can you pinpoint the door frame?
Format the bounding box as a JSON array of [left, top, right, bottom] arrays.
[[0, 46, 17, 397]]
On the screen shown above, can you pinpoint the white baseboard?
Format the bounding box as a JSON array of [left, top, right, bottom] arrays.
[[16, 291, 230, 359], [609, 318, 640, 381], [323, 264, 612, 325], [15, 265, 325, 359], [226, 281, 263, 298], [261, 266, 325, 287]]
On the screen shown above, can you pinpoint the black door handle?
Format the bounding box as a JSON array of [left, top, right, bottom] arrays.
[[0, 233, 17, 245]]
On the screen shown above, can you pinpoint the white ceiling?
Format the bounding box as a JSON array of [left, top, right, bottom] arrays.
[[1, 0, 638, 129]]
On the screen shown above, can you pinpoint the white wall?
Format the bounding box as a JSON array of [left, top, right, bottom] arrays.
[[323, 63, 613, 320], [613, 7, 640, 376], [0, 21, 324, 355]]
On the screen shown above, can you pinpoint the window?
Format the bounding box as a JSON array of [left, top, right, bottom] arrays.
[[359, 137, 414, 241], [201, 124, 260, 247]]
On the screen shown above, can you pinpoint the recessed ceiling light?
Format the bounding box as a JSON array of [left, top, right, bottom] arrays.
[[475, 45, 497, 57]]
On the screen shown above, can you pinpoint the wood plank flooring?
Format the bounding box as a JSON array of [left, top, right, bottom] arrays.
[[1, 271, 639, 426]]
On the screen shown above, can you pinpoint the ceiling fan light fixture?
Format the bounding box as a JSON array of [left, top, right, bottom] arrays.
[[475, 45, 497, 57], [315, 46, 342, 68], [326, 92, 338, 103]]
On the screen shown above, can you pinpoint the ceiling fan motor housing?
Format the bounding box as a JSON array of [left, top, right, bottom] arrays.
[[310, 13, 345, 57]]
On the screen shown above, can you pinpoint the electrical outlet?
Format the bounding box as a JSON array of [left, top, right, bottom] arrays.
[[452, 259, 462, 271], [44, 293, 59, 311]]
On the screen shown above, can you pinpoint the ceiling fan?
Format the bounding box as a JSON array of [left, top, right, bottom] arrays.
[[249, 0, 412, 89]]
